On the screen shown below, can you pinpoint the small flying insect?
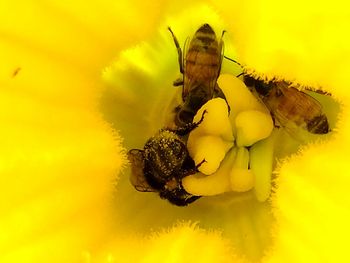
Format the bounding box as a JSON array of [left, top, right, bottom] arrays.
[[168, 24, 229, 126], [128, 111, 207, 206], [242, 75, 330, 135]]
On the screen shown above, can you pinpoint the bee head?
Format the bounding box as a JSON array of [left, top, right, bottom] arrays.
[[243, 75, 271, 96], [197, 23, 215, 34], [176, 109, 194, 126]]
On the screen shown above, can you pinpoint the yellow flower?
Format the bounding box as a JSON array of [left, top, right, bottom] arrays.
[[1, 1, 350, 263]]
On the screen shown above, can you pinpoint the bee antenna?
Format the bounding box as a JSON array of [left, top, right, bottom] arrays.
[[223, 55, 242, 67], [221, 30, 226, 38]]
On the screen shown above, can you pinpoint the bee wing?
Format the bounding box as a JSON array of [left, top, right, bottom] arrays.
[[269, 86, 325, 141], [184, 43, 219, 98], [213, 33, 225, 98], [218, 31, 224, 75], [182, 36, 191, 98], [272, 111, 307, 142], [128, 149, 156, 192]]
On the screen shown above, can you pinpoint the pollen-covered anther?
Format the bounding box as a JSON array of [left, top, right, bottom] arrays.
[[235, 110, 274, 147], [217, 74, 269, 118], [250, 130, 277, 202], [187, 97, 234, 175], [183, 73, 278, 199], [191, 97, 234, 141], [182, 148, 236, 196], [229, 147, 254, 192], [188, 135, 233, 175], [182, 146, 255, 196]]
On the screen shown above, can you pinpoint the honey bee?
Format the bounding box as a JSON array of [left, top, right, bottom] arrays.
[[128, 111, 207, 206], [168, 24, 229, 126], [243, 75, 330, 135]]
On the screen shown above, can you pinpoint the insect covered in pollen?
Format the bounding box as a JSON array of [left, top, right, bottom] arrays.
[[127, 111, 207, 206], [168, 23, 229, 126], [243, 75, 330, 135]]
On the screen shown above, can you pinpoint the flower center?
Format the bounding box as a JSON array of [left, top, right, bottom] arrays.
[[100, 7, 340, 261]]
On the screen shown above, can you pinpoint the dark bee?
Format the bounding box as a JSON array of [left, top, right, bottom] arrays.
[[168, 24, 229, 126], [128, 111, 206, 206], [243, 75, 330, 134]]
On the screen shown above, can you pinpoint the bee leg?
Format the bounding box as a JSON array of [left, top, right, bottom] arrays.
[[173, 77, 184, 86], [236, 72, 244, 78], [195, 159, 207, 169], [164, 192, 201, 206], [173, 105, 181, 113], [169, 110, 207, 136], [214, 83, 231, 115], [218, 32, 225, 74], [221, 30, 226, 38], [269, 113, 280, 128], [168, 27, 184, 74]]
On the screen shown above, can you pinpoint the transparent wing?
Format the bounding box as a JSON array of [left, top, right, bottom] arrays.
[[184, 36, 220, 99], [182, 36, 191, 98], [218, 30, 224, 75], [268, 85, 326, 141], [213, 33, 225, 97], [128, 149, 156, 192]]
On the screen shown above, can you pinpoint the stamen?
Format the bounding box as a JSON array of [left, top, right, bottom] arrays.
[[230, 147, 255, 192], [250, 130, 277, 202], [235, 110, 274, 147]]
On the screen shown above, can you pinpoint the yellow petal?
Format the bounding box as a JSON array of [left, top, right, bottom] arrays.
[[0, 0, 160, 262]]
